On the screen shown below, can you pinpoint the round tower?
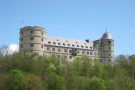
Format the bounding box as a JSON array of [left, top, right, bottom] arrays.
[[101, 31, 114, 66], [19, 26, 46, 56]]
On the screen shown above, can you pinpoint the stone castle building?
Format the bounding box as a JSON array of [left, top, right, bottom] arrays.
[[19, 26, 114, 65]]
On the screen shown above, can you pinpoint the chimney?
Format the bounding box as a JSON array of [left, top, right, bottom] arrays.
[[85, 39, 89, 43]]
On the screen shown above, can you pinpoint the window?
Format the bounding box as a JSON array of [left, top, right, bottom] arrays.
[[58, 43, 61, 45], [30, 44, 33, 47], [90, 52, 92, 55], [64, 49, 67, 52], [48, 42, 51, 44], [87, 52, 89, 55], [68, 44, 70, 46], [81, 45, 84, 48], [69, 50, 72, 53], [58, 55, 60, 58], [47, 47, 49, 50], [94, 52, 96, 55], [82, 51, 84, 54], [101, 48, 102, 50], [31, 31, 34, 34], [109, 53, 111, 56], [69, 56, 72, 59], [21, 38, 23, 41], [65, 56, 67, 59], [77, 51, 79, 54], [100, 59, 103, 62], [42, 38, 44, 41], [108, 59, 111, 62], [86, 46, 88, 48], [63, 43, 65, 45], [21, 45, 23, 48], [30, 37, 34, 40], [72, 44, 74, 47], [100, 44, 102, 46], [77, 45, 79, 47], [53, 42, 56, 44], [52, 48, 55, 51], [41, 45, 43, 48], [99, 53, 102, 57], [58, 48, 61, 52], [90, 46, 92, 49], [109, 47, 111, 50], [98, 48, 100, 50], [21, 31, 23, 35], [108, 41, 111, 44], [42, 32, 44, 35]]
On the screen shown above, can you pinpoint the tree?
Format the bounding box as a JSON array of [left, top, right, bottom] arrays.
[[0, 45, 9, 59], [8, 69, 24, 90], [24, 73, 44, 90], [89, 77, 106, 90], [47, 72, 66, 90]]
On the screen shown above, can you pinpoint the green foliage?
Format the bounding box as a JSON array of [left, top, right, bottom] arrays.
[[0, 52, 135, 90], [47, 72, 66, 90], [73, 56, 92, 76], [24, 73, 44, 90], [9, 69, 25, 90], [89, 77, 106, 90]]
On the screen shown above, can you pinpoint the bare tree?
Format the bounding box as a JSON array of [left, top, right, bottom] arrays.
[[0, 45, 9, 59]]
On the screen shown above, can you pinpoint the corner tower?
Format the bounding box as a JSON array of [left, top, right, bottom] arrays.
[[101, 31, 114, 66], [19, 26, 46, 56]]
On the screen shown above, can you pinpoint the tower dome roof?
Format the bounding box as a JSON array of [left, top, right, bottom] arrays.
[[102, 31, 112, 39]]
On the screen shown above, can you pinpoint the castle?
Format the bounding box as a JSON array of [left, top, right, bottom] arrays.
[[19, 26, 114, 65]]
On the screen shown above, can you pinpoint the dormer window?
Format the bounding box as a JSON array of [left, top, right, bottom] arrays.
[[63, 43, 65, 45], [48, 42, 51, 44], [90, 46, 92, 49], [72, 44, 74, 47], [58, 43, 61, 45], [81, 45, 84, 48], [85, 46, 88, 48], [53, 42, 56, 44], [68, 44, 70, 46], [77, 45, 79, 47]]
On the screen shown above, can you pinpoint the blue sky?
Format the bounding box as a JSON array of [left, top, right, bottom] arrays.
[[0, 0, 135, 55]]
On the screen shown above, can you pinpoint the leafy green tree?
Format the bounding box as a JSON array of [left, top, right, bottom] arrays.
[[8, 69, 25, 90], [47, 72, 66, 90], [24, 73, 44, 90], [129, 55, 135, 77], [91, 59, 104, 77], [72, 56, 92, 76], [89, 77, 106, 90], [105, 79, 117, 90], [0, 74, 9, 90]]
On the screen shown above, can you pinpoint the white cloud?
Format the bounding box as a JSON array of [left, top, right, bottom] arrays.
[[8, 44, 19, 54]]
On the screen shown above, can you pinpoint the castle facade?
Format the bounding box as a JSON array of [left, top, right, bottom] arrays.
[[19, 26, 114, 65]]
